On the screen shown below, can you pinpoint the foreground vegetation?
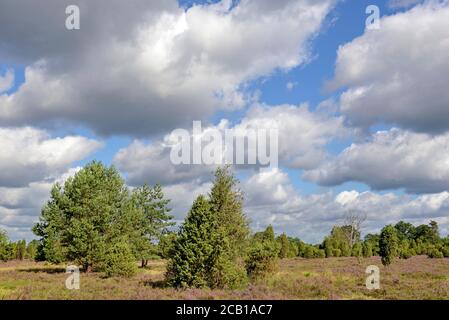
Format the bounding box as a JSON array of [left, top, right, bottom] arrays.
[[0, 256, 447, 300]]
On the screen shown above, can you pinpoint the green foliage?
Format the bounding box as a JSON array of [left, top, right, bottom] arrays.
[[427, 246, 444, 259], [394, 221, 416, 241], [14, 240, 26, 260], [246, 226, 280, 279], [26, 240, 39, 260], [130, 184, 173, 266], [380, 225, 399, 266], [321, 226, 353, 257], [207, 166, 250, 288], [301, 245, 325, 258], [98, 240, 138, 277], [254, 225, 275, 242], [277, 233, 296, 259], [166, 195, 216, 288], [167, 167, 250, 289], [0, 229, 11, 261], [442, 245, 449, 258], [362, 242, 373, 257], [398, 240, 412, 259], [158, 232, 177, 259], [32, 161, 172, 277], [364, 234, 380, 255], [351, 242, 363, 257]]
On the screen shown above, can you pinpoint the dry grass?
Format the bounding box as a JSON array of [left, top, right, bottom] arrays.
[[0, 256, 448, 300]]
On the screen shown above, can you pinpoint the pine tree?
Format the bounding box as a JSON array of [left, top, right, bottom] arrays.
[[131, 184, 173, 267], [33, 161, 138, 275]]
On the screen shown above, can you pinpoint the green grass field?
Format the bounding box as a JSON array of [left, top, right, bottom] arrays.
[[0, 256, 448, 300]]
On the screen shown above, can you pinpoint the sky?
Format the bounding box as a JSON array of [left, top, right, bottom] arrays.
[[1, 0, 449, 243]]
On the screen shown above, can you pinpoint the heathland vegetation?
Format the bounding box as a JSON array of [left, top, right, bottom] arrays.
[[1, 161, 448, 291]]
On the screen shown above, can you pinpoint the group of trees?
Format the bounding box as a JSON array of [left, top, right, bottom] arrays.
[[166, 167, 250, 288], [0, 230, 39, 261], [263, 218, 449, 267], [1, 161, 448, 286]]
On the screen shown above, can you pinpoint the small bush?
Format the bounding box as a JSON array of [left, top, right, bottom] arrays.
[[332, 248, 341, 257], [399, 249, 412, 259], [442, 246, 449, 258], [99, 241, 138, 277], [427, 247, 444, 259]]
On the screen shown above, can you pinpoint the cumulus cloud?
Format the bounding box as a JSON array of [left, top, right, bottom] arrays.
[[242, 169, 449, 243], [329, 1, 449, 133], [0, 0, 335, 136], [113, 103, 345, 185], [0, 69, 14, 93], [303, 128, 449, 194], [0, 167, 81, 241], [0, 127, 101, 187]]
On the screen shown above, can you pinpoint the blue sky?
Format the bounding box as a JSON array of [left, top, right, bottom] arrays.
[[1, 0, 448, 242]]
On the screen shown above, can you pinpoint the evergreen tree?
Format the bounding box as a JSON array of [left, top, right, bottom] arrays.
[[33, 161, 140, 276], [131, 184, 173, 267], [207, 166, 250, 288], [166, 195, 216, 288], [246, 226, 280, 279], [379, 225, 399, 266], [277, 233, 292, 259]]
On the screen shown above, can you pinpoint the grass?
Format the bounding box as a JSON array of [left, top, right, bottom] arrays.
[[0, 256, 447, 300]]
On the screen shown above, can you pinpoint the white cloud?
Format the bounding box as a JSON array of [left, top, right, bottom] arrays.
[[113, 103, 345, 186], [0, 69, 14, 93], [304, 128, 449, 193], [0, 0, 335, 136], [0, 127, 101, 187], [0, 167, 81, 241], [242, 169, 449, 242], [330, 1, 449, 133]]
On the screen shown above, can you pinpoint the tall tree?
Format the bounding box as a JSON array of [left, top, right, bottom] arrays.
[[208, 166, 250, 288], [131, 184, 173, 267], [33, 161, 137, 275]]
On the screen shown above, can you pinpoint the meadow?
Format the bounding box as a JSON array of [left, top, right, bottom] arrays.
[[0, 256, 447, 300]]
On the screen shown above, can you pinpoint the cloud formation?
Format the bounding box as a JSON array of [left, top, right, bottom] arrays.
[[304, 128, 449, 194], [0, 0, 335, 136], [113, 103, 345, 185], [330, 1, 449, 133], [0, 127, 101, 187]]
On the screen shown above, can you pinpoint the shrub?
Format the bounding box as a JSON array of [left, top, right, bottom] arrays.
[[379, 225, 399, 266], [332, 248, 342, 257], [246, 229, 280, 279], [442, 246, 449, 258], [427, 247, 444, 259], [99, 240, 138, 277], [351, 242, 363, 257], [362, 242, 373, 257]]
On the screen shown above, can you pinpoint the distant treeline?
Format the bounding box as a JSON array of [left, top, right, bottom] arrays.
[[0, 162, 448, 289]]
